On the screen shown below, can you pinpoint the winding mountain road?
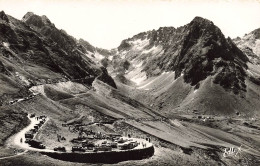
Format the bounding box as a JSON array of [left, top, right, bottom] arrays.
[[12, 115, 54, 152], [0, 150, 28, 160]]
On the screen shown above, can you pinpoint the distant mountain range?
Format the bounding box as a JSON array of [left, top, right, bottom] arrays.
[[1, 11, 260, 117]]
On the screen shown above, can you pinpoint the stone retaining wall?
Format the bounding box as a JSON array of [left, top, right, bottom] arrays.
[[41, 145, 154, 164]]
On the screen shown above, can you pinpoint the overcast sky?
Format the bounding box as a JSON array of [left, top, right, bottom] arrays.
[[1, 0, 260, 49]]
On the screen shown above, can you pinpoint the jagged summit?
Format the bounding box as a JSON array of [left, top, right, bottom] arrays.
[[191, 16, 213, 24], [251, 28, 260, 39], [110, 16, 252, 115], [22, 12, 34, 21], [22, 12, 52, 28], [0, 10, 9, 23], [115, 16, 248, 89], [79, 38, 96, 53], [0, 11, 116, 89]]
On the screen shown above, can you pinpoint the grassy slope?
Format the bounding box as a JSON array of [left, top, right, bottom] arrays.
[[116, 69, 260, 118], [1, 77, 260, 165], [179, 77, 260, 117], [60, 80, 162, 120], [0, 108, 29, 146]]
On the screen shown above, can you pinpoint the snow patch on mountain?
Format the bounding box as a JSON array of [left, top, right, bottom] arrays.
[[130, 38, 150, 51], [142, 45, 163, 55], [15, 72, 30, 86], [125, 66, 147, 85], [108, 55, 113, 61], [234, 32, 260, 58], [3, 42, 10, 48], [254, 40, 260, 56], [94, 52, 104, 60]]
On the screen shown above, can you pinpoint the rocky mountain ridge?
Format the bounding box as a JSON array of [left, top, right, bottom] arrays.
[[106, 16, 260, 117], [233, 28, 260, 64], [113, 17, 249, 94], [0, 11, 116, 105]]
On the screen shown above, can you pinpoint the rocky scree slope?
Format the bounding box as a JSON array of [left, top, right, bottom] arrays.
[[233, 28, 260, 86], [233, 28, 260, 64], [78, 38, 115, 66]]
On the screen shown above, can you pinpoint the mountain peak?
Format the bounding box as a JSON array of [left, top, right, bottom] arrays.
[[191, 16, 213, 24], [114, 16, 248, 95], [22, 12, 52, 28], [0, 10, 9, 22], [189, 16, 215, 31], [22, 12, 34, 21], [251, 28, 260, 39]]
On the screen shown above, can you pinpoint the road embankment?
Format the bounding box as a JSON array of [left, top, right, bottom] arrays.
[[41, 145, 154, 164]]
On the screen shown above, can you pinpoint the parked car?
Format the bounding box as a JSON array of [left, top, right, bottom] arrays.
[[25, 138, 31, 143], [38, 144, 46, 149], [34, 125, 39, 129], [54, 147, 66, 152], [94, 145, 112, 152], [30, 114, 36, 118], [27, 139, 46, 149], [72, 146, 85, 152], [110, 142, 118, 148], [29, 129, 37, 134], [25, 133, 34, 139]]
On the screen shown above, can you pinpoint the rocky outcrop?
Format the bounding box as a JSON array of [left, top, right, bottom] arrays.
[[0, 11, 9, 23], [97, 67, 117, 89]]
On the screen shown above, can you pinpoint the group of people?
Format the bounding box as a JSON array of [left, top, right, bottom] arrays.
[[141, 142, 147, 148]]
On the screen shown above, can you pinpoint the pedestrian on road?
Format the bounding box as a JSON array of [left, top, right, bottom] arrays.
[[20, 138, 22, 143]]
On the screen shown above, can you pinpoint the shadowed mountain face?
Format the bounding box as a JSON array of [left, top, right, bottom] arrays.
[[1, 11, 116, 81], [22, 12, 115, 85], [0, 11, 116, 105], [110, 17, 260, 116], [115, 17, 248, 93]]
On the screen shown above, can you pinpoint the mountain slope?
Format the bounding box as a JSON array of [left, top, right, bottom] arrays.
[[233, 28, 260, 89], [1, 11, 260, 166], [0, 11, 116, 105], [233, 28, 260, 64], [110, 17, 260, 117]]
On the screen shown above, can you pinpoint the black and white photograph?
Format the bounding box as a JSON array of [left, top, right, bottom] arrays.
[[0, 0, 260, 165]]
